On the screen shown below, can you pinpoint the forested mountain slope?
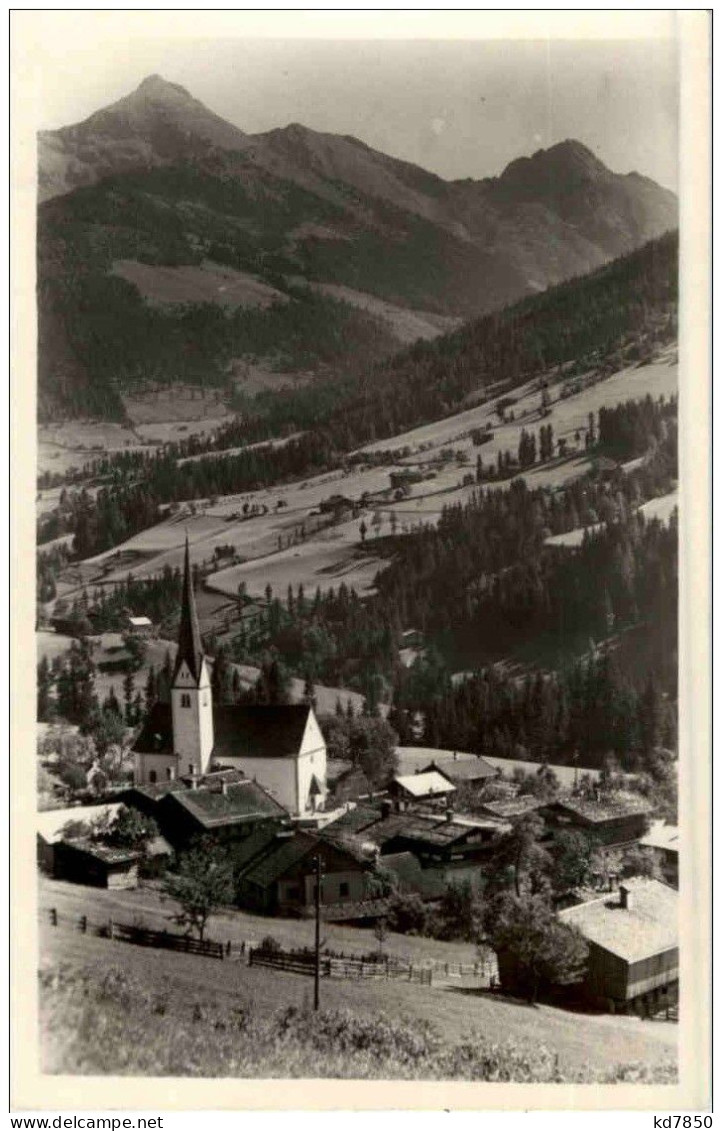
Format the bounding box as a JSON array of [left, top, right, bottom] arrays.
[[38, 76, 676, 421]]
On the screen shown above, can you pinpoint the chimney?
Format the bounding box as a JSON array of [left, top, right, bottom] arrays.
[[190, 770, 199, 790], [221, 780, 229, 796], [619, 884, 632, 910], [445, 809, 454, 823]]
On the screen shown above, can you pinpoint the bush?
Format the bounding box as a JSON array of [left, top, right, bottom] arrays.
[[258, 935, 282, 954]]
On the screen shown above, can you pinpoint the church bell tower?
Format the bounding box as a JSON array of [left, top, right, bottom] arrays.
[[171, 537, 214, 777]]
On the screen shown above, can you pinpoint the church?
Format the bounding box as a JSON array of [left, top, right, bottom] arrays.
[[133, 540, 328, 817]]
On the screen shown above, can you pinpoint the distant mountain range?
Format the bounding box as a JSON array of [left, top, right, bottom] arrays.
[[37, 75, 677, 421]]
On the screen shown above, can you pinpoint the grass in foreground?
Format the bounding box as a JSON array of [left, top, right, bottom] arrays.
[[40, 957, 676, 1083]]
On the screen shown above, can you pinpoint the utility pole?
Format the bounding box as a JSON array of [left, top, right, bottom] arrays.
[[313, 853, 322, 1012]]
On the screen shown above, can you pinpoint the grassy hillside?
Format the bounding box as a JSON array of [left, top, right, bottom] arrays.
[[40, 928, 676, 1081]]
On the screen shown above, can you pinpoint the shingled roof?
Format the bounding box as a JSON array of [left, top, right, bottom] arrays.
[[133, 702, 313, 761], [559, 879, 677, 963], [162, 779, 286, 829]]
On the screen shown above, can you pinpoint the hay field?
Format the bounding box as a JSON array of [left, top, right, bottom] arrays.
[[208, 538, 387, 600], [112, 259, 287, 311], [357, 354, 678, 458], [312, 282, 461, 343]]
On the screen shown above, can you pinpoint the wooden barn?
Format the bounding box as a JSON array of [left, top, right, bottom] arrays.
[[52, 839, 141, 889], [559, 878, 678, 1013]]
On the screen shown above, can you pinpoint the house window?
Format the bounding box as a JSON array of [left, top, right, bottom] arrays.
[[149, 770, 157, 784], [166, 768, 173, 781], [339, 882, 349, 898], [181, 693, 191, 708], [189, 764, 194, 775]]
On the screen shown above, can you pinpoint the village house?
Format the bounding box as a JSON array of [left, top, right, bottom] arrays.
[[118, 769, 288, 851], [639, 821, 679, 888], [421, 754, 498, 788], [132, 539, 328, 816], [238, 828, 378, 915], [324, 802, 509, 893], [559, 878, 678, 1014], [389, 771, 456, 806], [541, 793, 652, 850]]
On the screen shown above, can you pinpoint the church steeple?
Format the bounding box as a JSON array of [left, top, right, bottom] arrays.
[[173, 535, 204, 685]]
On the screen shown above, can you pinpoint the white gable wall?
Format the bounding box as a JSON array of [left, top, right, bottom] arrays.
[[217, 755, 298, 813]]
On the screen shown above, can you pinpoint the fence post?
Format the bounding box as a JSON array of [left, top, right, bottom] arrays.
[[79, 915, 87, 934], [49, 908, 57, 927], [226, 940, 231, 957]]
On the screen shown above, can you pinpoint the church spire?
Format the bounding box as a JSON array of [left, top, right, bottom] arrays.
[[173, 535, 204, 685]]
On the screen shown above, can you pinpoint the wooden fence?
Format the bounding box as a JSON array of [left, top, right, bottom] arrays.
[[43, 906, 495, 984], [248, 947, 433, 985], [44, 907, 224, 960]]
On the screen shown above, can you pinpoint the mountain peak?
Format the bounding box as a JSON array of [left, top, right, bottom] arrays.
[[133, 74, 194, 101], [500, 138, 610, 187]]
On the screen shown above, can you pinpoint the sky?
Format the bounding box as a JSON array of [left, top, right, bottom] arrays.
[[18, 15, 680, 191]]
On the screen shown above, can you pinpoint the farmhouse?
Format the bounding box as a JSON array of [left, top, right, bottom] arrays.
[[238, 828, 377, 915], [132, 539, 328, 815], [541, 793, 652, 849], [559, 879, 678, 1013], [153, 772, 288, 849]]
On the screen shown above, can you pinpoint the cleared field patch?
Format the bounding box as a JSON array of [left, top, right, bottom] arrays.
[[209, 539, 387, 599], [312, 283, 462, 344], [357, 358, 678, 458], [112, 259, 288, 311], [639, 490, 678, 523]]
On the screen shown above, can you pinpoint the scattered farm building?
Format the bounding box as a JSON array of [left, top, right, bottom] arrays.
[[559, 879, 678, 1013], [51, 839, 141, 889]]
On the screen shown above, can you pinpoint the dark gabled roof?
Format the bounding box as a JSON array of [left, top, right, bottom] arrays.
[[212, 704, 312, 761], [242, 831, 319, 888], [132, 702, 313, 760], [173, 537, 205, 685], [229, 824, 288, 876], [163, 779, 287, 829], [323, 805, 384, 836]]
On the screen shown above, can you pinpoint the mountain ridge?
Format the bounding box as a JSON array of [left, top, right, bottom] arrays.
[[37, 75, 677, 422]]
